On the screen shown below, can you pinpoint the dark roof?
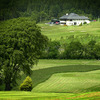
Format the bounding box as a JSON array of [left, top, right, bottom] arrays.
[[60, 13, 89, 20]]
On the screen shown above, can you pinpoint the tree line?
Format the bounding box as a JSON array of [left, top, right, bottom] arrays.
[[0, 0, 100, 21], [41, 40, 100, 59]]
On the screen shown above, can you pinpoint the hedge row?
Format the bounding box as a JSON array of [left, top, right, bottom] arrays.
[[41, 40, 100, 59]]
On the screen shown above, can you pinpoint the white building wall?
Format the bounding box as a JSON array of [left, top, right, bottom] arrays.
[[60, 21, 66, 25], [60, 19, 90, 26]]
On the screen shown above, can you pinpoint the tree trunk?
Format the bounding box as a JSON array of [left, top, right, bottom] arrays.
[[5, 82, 12, 91], [5, 74, 12, 91]]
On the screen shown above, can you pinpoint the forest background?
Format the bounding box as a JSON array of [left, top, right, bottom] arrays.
[[0, 0, 100, 22]]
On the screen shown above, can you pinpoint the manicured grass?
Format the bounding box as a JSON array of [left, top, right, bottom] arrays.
[[33, 59, 100, 70], [13, 59, 100, 93], [0, 91, 100, 100], [32, 70, 100, 93], [1, 60, 100, 99], [38, 22, 100, 44], [32, 59, 100, 93], [1, 20, 100, 100]]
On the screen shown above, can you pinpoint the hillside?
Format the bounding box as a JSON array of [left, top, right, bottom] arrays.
[[9, 59, 100, 93], [0, 1, 100, 99], [1, 59, 100, 99], [38, 21, 100, 44]]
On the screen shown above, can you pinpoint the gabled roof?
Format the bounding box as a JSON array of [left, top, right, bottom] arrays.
[[60, 13, 89, 20]]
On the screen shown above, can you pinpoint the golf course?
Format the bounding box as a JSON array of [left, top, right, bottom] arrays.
[[1, 21, 100, 100]]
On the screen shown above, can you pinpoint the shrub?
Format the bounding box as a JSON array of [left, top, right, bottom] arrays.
[[41, 41, 60, 59], [83, 22, 87, 24], [64, 41, 83, 59], [19, 76, 32, 91], [79, 23, 82, 26], [64, 24, 67, 26]]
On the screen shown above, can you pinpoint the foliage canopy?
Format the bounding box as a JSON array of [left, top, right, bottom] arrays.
[[0, 17, 48, 90], [0, 0, 100, 21]]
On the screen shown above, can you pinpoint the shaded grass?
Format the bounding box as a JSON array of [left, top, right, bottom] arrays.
[[33, 59, 100, 70]]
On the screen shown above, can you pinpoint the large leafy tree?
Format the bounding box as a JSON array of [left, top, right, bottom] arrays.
[[0, 17, 48, 90], [64, 41, 83, 59]]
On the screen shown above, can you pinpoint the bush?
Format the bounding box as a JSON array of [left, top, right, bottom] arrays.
[[83, 22, 87, 24], [41, 41, 60, 59], [64, 41, 83, 59], [19, 76, 32, 91], [79, 23, 82, 26]]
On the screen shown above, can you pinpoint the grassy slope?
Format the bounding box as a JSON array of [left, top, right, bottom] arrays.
[[38, 21, 100, 44], [31, 59, 100, 93], [0, 91, 100, 100], [33, 59, 100, 70], [12, 59, 100, 93], [1, 22, 100, 99], [33, 70, 100, 93]]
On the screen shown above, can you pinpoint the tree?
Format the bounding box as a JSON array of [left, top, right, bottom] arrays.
[[0, 17, 48, 90], [41, 41, 60, 59], [64, 41, 83, 59], [19, 76, 32, 91], [0, 0, 100, 21], [39, 11, 48, 22], [93, 43, 100, 59]]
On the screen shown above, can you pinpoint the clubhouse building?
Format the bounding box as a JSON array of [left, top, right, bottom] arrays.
[[59, 13, 90, 26]]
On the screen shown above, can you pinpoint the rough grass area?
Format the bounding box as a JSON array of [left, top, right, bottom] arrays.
[[38, 22, 100, 44], [0, 91, 100, 100]]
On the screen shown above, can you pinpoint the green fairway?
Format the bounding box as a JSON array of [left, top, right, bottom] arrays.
[[1, 60, 100, 99], [31, 59, 100, 93], [33, 59, 100, 70], [38, 22, 100, 44], [32, 60, 100, 93], [0, 91, 100, 100], [32, 71, 100, 93], [13, 59, 100, 93]]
